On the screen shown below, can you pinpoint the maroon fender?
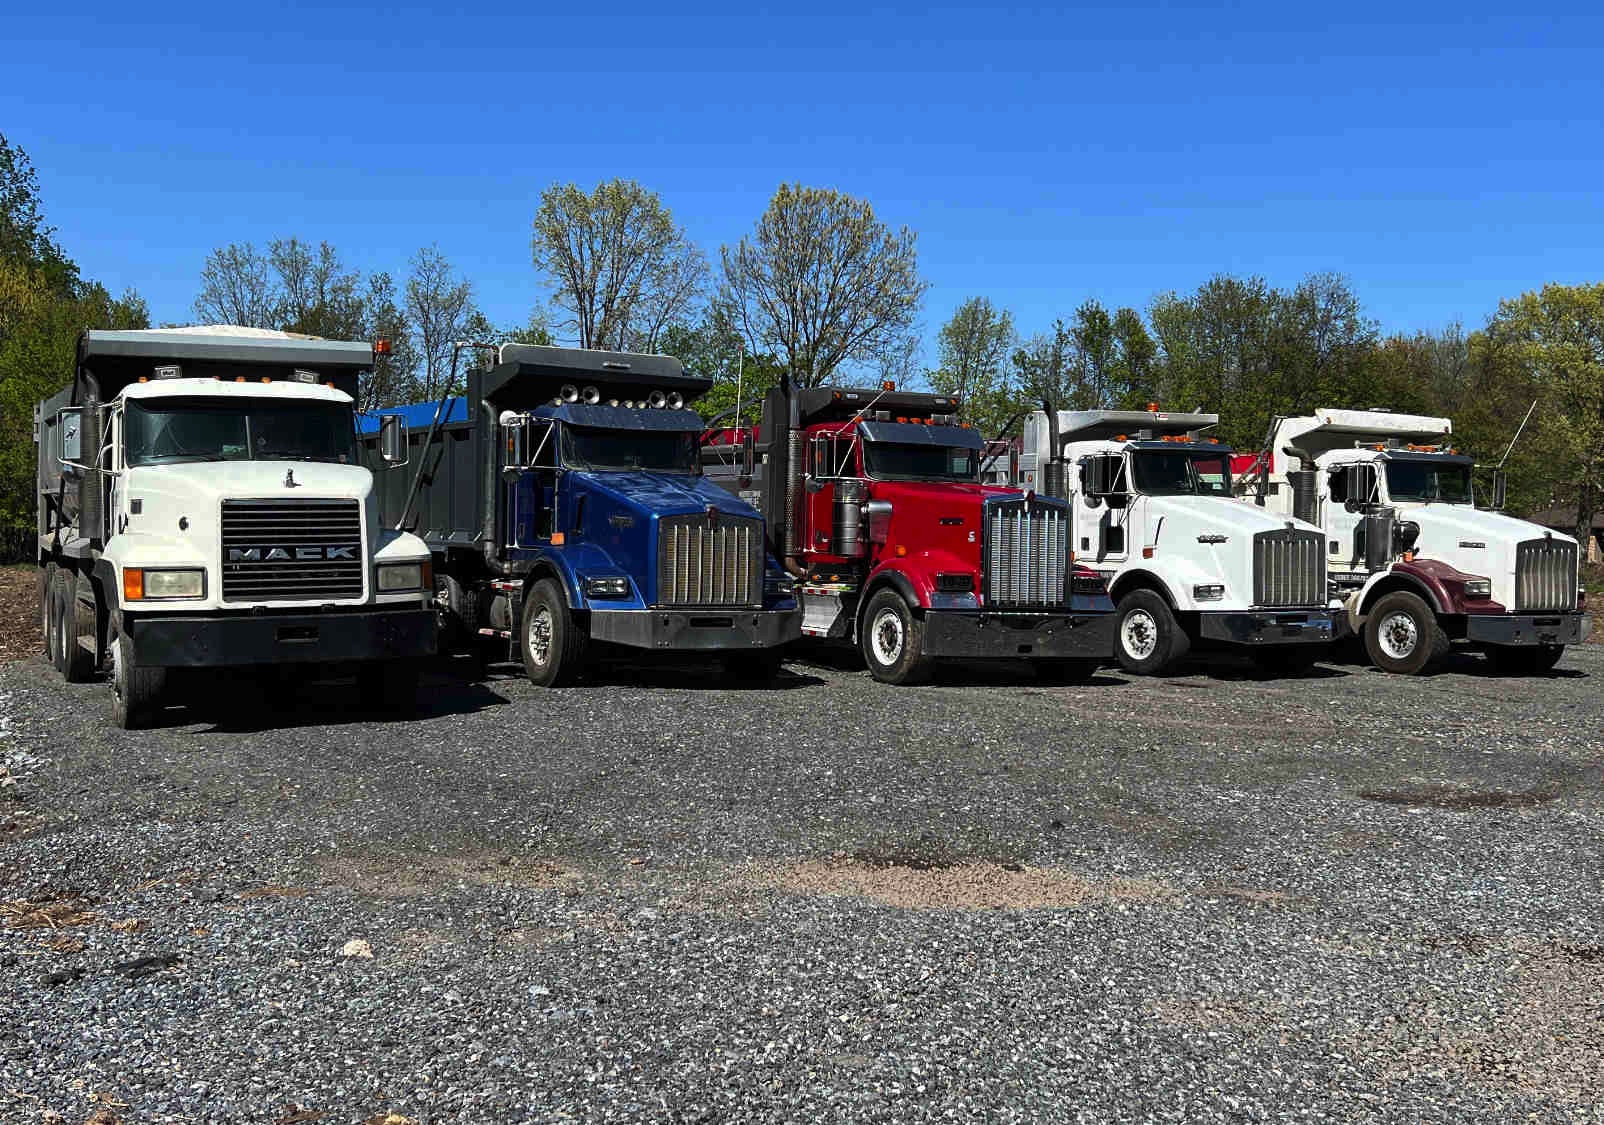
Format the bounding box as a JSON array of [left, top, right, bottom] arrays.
[[1392, 557, 1505, 615]]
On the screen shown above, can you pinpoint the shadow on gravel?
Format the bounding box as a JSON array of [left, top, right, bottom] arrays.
[[164, 671, 511, 733], [1359, 781, 1564, 810]]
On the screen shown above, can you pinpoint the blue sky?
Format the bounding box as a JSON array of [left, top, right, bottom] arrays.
[[4, 0, 1601, 363]]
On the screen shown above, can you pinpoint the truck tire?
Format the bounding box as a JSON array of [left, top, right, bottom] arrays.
[[860, 588, 930, 685], [61, 572, 97, 682], [434, 572, 478, 653], [1033, 659, 1101, 684], [49, 569, 83, 679], [1485, 643, 1565, 675], [357, 659, 421, 711], [1113, 589, 1190, 675], [722, 648, 785, 685], [1363, 590, 1448, 675], [111, 626, 165, 730], [521, 578, 586, 688]]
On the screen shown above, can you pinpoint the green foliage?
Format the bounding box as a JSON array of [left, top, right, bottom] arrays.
[[0, 132, 78, 296], [721, 183, 927, 387], [931, 297, 1015, 437], [659, 312, 783, 429]]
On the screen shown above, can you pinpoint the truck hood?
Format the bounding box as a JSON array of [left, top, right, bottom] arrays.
[[1398, 503, 1578, 554], [1144, 494, 1323, 538], [579, 471, 762, 521], [125, 459, 373, 503]]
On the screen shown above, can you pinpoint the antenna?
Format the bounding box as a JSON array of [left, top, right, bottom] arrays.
[[1497, 400, 1538, 469]]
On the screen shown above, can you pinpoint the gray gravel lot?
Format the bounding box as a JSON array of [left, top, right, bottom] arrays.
[[2, 641, 1601, 1124]]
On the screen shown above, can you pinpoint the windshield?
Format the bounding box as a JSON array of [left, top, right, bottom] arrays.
[[1129, 451, 1232, 496], [863, 441, 979, 483], [125, 399, 357, 466], [560, 425, 698, 473], [1386, 460, 1471, 504]]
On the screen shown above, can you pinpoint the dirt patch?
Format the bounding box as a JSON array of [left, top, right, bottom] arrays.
[[1361, 940, 1604, 1105], [751, 857, 1175, 911], [316, 852, 581, 899], [1359, 782, 1562, 810], [0, 565, 41, 663]]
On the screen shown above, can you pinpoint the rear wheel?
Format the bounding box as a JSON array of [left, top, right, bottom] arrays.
[[433, 571, 478, 652], [521, 578, 587, 688], [39, 562, 56, 657], [1033, 659, 1101, 684], [1113, 589, 1190, 675], [111, 625, 165, 730], [1485, 643, 1565, 675], [1363, 590, 1448, 675], [62, 572, 97, 682], [860, 588, 930, 686], [357, 659, 421, 710]]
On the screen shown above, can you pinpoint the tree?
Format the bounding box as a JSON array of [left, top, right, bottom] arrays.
[[360, 271, 418, 411], [531, 179, 706, 351], [1482, 282, 1604, 542], [405, 245, 474, 401], [932, 297, 1014, 434], [0, 132, 77, 296], [269, 238, 365, 339], [1067, 299, 1117, 409], [720, 183, 927, 387], [1110, 307, 1157, 407], [1011, 322, 1075, 469], [193, 242, 276, 328], [658, 310, 783, 428]]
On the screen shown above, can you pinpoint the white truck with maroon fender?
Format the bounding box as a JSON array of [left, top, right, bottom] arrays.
[[1241, 408, 1589, 674], [35, 327, 434, 727]]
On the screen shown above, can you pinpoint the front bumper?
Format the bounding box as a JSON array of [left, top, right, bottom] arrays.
[[1197, 608, 1344, 646], [922, 610, 1117, 661], [126, 606, 435, 668], [1465, 612, 1591, 647], [588, 607, 802, 651]]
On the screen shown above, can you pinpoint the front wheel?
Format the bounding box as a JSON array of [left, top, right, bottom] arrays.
[[111, 627, 165, 730], [521, 578, 587, 688], [1113, 589, 1190, 675], [860, 589, 930, 686], [1363, 591, 1448, 675], [1485, 643, 1565, 675]]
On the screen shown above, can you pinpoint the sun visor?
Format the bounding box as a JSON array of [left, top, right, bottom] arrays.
[[857, 421, 984, 449]]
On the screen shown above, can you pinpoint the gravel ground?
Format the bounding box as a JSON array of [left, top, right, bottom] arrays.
[[1, 637, 1601, 1124]]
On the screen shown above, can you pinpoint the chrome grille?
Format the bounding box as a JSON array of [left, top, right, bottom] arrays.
[[1515, 537, 1577, 612], [656, 515, 763, 607], [1253, 528, 1325, 607], [983, 498, 1070, 607], [220, 499, 364, 603]]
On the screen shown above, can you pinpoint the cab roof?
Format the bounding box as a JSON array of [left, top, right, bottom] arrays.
[[483, 344, 708, 411], [80, 326, 372, 400], [1053, 408, 1219, 442]]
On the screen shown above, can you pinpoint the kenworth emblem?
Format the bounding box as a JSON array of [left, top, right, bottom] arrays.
[[227, 545, 358, 562], [284, 469, 300, 488]]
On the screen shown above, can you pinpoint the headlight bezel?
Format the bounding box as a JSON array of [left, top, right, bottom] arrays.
[[583, 575, 632, 599], [376, 561, 429, 592], [125, 567, 207, 601], [1463, 577, 1493, 600], [1192, 582, 1226, 602]]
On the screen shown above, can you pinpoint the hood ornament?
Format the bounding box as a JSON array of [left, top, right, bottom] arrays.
[[284, 469, 300, 489]]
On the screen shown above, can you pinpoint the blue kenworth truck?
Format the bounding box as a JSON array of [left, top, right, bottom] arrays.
[[360, 344, 801, 686]]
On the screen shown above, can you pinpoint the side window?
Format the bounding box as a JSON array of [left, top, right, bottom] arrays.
[[528, 421, 557, 469], [1328, 467, 1348, 503]]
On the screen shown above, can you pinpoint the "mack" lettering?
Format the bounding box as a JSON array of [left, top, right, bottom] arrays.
[[227, 545, 358, 562]]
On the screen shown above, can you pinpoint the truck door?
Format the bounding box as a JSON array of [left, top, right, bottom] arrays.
[[803, 433, 837, 555], [513, 420, 557, 547], [1325, 462, 1373, 569], [1076, 453, 1131, 565]]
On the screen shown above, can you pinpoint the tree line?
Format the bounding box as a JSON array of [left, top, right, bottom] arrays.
[[2, 129, 1599, 558]]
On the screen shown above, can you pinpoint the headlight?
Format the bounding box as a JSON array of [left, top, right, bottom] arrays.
[[125, 568, 205, 600], [377, 562, 427, 592], [1463, 577, 1492, 599], [583, 576, 632, 599], [1192, 583, 1225, 601], [935, 572, 974, 593]]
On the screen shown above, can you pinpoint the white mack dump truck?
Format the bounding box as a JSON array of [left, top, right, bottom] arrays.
[[1240, 408, 1590, 674], [35, 327, 435, 727], [1014, 408, 1339, 674]]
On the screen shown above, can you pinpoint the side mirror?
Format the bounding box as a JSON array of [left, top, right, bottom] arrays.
[[1491, 469, 1507, 511], [58, 407, 83, 465], [1344, 464, 1370, 510], [501, 420, 527, 469], [741, 431, 755, 478], [378, 415, 408, 467]]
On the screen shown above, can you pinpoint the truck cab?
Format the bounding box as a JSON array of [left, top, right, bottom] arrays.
[[1017, 408, 1339, 674], [1244, 408, 1590, 673], [363, 344, 800, 687], [703, 384, 1117, 685], [35, 327, 435, 728]]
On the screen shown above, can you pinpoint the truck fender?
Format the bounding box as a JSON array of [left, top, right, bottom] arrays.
[[1354, 567, 1443, 629], [1107, 569, 1177, 609], [856, 568, 922, 637], [521, 554, 586, 613]]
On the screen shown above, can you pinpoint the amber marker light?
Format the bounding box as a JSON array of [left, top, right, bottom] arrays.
[[123, 568, 144, 601]]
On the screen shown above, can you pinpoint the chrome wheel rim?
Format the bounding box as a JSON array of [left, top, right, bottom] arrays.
[[870, 608, 904, 666], [1121, 609, 1158, 661], [1378, 611, 1419, 660], [526, 606, 553, 667]]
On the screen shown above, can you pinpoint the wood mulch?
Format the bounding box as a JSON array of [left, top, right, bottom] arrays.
[[0, 564, 42, 662]]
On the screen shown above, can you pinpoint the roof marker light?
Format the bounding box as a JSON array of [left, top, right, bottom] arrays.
[[154, 365, 182, 379], [374, 338, 393, 355], [291, 369, 319, 384]]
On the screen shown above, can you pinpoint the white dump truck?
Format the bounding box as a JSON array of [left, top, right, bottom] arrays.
[[1015, 408, 1340, 674], [1238, 407, 1590, 674], [35, 327, 435, 727]]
